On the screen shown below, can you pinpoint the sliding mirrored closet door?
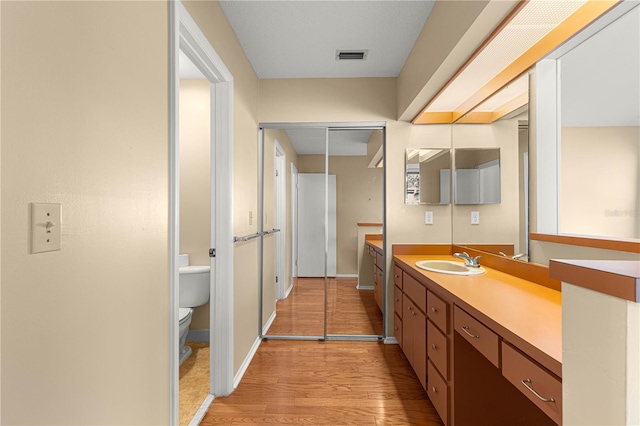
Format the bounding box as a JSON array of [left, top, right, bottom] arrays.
[[259, 123, 385, 341]]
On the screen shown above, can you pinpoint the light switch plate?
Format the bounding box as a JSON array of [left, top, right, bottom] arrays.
[[30, 203, 61, 253], [425, 211, 433, 225], [471, 211, 480, 225]]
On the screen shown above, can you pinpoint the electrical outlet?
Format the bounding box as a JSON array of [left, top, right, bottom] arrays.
[[471, 211, 480, 225], [425, 211, 433, 225]]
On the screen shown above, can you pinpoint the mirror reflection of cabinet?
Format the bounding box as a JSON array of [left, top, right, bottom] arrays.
[[405, 149, 451, 205], [454, 148, 501, 204]]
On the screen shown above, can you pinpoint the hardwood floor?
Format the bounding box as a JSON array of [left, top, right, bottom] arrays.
[[266, 277, 384, 336], [201, 340, 443, 425], [202, 278, 441, 424]]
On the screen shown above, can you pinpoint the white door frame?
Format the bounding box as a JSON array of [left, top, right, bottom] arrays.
[[290, 163, 298, 292], [170, 1, 235, 423], [274, 141, 286, 299]]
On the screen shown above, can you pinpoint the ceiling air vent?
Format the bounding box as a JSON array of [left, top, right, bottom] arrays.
[[336, 50, 368, 61]]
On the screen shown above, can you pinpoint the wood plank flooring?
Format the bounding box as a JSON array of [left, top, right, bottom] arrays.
[[201, 340, 443, 425], [267, 277, 384, 336], [202, 277, 441, 424]]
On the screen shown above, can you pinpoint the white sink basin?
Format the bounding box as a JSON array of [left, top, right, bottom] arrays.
[[415, 260, 485, 276]]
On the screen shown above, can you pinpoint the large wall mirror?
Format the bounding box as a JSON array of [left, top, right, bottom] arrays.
[[454, 148, 501, 205], [452, 73, 530, 260], [405, 149, 451, 205], [557, 4, 639, 240]]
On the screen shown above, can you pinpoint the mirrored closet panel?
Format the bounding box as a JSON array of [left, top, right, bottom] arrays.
[[259, 123, 385, 340]]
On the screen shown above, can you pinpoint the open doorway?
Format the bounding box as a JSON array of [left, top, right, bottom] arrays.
[[170, 2, 234, 424]]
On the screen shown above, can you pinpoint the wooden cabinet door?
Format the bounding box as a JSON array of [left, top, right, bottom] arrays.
[[403, 294, 427, 390]]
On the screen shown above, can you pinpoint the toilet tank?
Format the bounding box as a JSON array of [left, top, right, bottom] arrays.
[[179, 265, 210, 308]]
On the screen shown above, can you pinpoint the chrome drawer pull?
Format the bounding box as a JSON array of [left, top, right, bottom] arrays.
[[461, 326, 480, 338], [521, 379, 555, 403]]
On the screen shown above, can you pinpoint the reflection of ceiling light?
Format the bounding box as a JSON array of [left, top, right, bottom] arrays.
[[413, 0, 620, 124]]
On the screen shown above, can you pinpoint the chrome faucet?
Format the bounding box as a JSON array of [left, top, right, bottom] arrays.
[[453, 252, 482, 268]]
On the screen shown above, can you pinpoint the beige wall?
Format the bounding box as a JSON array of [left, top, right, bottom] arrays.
[[563, 283, 640, 425], [452, 119, 521, 254], [179, 79, 211, 330], [1, 2, 169, 424], [560, 126, 640, 239], [182, 1, 261, 375], [296, 154, 383, 275]]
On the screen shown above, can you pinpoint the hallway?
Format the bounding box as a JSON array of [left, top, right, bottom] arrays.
[[201, 277, 441, 424], [201, 340, 443, 425]]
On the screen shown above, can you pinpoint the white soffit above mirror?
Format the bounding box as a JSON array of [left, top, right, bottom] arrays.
[[414, 0, 620, 124]]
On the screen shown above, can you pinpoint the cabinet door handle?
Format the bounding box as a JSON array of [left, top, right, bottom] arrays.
[[521, 379, 555, 402], [431, 307, 437, 313], [431, 386, 438, 394], [461, 326, 480, 338], [431, 344, 437, 350]]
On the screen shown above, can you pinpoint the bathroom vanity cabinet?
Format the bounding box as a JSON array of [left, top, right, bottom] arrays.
[[366, 237, 384, 312], [393, 249, 562, 426]]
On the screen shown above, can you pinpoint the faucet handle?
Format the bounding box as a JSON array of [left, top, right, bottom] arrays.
[[472, 255, 482, 266]]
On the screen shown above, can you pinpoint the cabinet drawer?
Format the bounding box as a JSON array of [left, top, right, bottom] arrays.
[[454, 306, 499, 368], [394, 313, 403, 348], [427, 361, 449, 426], [394, 285, 403, 317], [427, 290, 449, 334], [393, 264, 403, 289], [427, 320, 449, 380], [502, 342, 562, 425], [402, 272, 426, 312], [375, 252, 383, 268]]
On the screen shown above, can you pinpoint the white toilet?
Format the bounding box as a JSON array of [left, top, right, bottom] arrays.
[[178, 254, 210, 365]]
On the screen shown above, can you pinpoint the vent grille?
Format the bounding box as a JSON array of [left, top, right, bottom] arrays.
[[336, 50, 368, 61]]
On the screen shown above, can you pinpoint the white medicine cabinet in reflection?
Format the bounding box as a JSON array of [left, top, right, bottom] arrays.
[[404, 148, 451, 205], [454, 148, 501, 205], [404, 148, 501, 205]]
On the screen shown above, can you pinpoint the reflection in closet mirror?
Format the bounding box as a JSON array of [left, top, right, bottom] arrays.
[[454, 148, 501, 205], [404, 149, 451, 205]]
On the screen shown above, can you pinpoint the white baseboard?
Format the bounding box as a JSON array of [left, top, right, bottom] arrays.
[[384, 337, 398, 345], [336, 273, 358, 278], [187, 329, 210, 342], [233, 311, 276, 390], [356, 285, 374, 290], [284, 283, 293, 298], [263, 311, 276, 335], [234, 335, 261, 390], [188, 394, 214, 426]]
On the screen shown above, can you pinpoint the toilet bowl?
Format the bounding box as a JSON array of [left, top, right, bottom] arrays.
[[179, 308, 194, 362], [178, 257, 210, 365]]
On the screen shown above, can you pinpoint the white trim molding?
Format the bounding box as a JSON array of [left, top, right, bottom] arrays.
[[170, 2, 235, 424]]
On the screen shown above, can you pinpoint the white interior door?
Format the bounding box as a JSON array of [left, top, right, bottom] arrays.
[[297, 173, 336, 277]]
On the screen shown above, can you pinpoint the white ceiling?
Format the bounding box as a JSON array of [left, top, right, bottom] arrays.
[[219, 0, 435, 79], [285, 128, 374, 156]]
